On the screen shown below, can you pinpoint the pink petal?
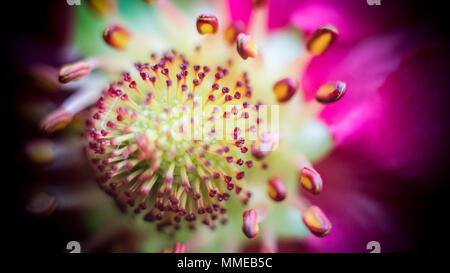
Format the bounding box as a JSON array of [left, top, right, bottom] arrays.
[[306, 44, 450, 252], [290, 0, 416, 41], [227, 0, 253, 26], [301, 28, 432, 126], [227, 0, 303, 30]]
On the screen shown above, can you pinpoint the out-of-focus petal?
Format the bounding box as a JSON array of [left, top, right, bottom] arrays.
[[229, 0, 419, 34], [228, 0, 253, 26], [301, 28, 431, 126], [304, 45, 450, 252], [227, 0, 303, 30], [290, 0, 417, 42]]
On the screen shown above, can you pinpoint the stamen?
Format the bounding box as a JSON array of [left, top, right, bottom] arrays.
[[86, 50, 263, 233], [224, 21, 245, 44], [86, 0, 117, 16], [302, 205, 331, 237], [267, 177, 286, 202], [299, 166, 323, 195], [41, 108, 73, 134], [103, 25, 132, 50], [273, 78, 298, 103], [172, 242, 186, 253], [306, 25, 338, 56], [25, 192, 58, 218], [242, 209, 259, 238], [196, 14, 219, 35], [58, 61, 90, 84], [237, 34, 258, 60], [251, 132, 273, 159], [25, 139, 56, 164], [315, 81, 346, 104]]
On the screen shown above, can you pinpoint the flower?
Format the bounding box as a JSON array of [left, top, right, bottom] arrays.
[[14, 0, 450, 253], [231, 0, 450, 252]]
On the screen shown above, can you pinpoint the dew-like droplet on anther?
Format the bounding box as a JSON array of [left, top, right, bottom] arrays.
[[103, 24, 132, 50], [299, 166, 323, 195], [196, 14, 219, 35], [306, 25, 338, 56], [237, 33, 258, 60], [58, 61, 90, 84], [302, 205, 331, 237], [242, 209, 259, 239], [273, 78, 298, 103], [267, 177, 286, 202], [315, 81, 346, 104]]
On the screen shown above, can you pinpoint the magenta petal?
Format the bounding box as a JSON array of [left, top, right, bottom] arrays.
[[301, 28, 430, 126], [227, 0, 253, 26], [227, 0, 304, 30], [266, 0, 303, 29], [290, 0, 416, 41], [305, 45, 450, 252]]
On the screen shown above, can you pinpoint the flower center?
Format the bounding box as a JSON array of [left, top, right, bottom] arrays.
[[85, 49, 269, 231]]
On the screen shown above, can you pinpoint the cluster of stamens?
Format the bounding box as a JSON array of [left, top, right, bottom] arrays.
[[36, 0, 349, 245], [85, 49, 270, 232]]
